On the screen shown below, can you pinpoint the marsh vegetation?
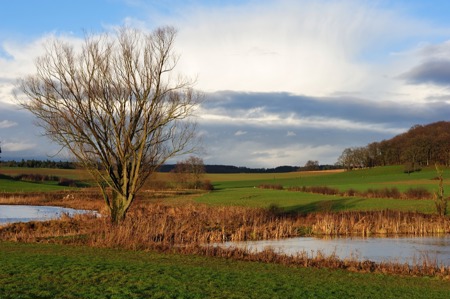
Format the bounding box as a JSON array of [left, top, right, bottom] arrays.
[[1, 164, 450, 298]]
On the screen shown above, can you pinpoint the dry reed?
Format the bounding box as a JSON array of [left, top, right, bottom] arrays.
[[1, 198, 450, 279]]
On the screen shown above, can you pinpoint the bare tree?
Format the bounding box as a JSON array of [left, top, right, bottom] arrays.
[[172, 156, 205, 189], [17, 27, 201, 224], [434, 164, 448, 216], [303, 160, 319, 171]]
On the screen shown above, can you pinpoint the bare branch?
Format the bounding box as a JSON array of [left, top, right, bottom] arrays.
[[17, 26, 201, 224]]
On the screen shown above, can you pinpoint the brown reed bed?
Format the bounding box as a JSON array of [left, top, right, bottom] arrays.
[[1, 199, 450, 278], [2, 209, 448, 279], [305, 210, 450, 236], [2, 202, 449, 244], [0, 189, 105, 211]]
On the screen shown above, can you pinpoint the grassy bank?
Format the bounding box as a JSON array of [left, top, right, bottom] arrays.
[[1, 242, 450, 299], [1, 165, 450, 298], [193, 165, 448, 214]]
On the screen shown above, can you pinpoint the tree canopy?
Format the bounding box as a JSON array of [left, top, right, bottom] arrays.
[[337, 121, 450, 170], [18, 26, 201, 223]]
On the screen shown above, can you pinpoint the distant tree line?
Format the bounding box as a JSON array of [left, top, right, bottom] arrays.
[[1, 159, 339, 173], [161, 164, 339, 173], [159, 164, 301, 173], [337, 121, 450, 170], [0, 159, 76, 169]]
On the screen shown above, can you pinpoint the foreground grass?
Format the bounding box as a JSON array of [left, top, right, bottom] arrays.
[[1, 242, 450, 299]]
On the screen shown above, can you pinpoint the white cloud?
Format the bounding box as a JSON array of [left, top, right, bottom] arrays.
[[206, 141, 337, 167], [250, 144, 336, 167], [199, 108, 403, 135], [2, 142, 36, 152], [287, 131, 296, 137], [149, 0, 450, 103], [0, 120, 17, 129], [2, 1, 450, 167], [234, 130, 247, 136], [0, 33, 84, 105]]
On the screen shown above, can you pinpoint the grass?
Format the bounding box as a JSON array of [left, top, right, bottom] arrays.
[[0, 167, 93, 192], [1, 166, 450, 297], [193, 166, 445, 214], [0, 176, 70, 192], [203, 166, 446, 191], [195, 188, 437, 214], [0, 165, 444, 215], [1, 242, 450, 299]]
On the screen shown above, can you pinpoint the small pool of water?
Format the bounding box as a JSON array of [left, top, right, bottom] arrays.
[[222, 235, 450, 266], [0, 205, 95, 225]]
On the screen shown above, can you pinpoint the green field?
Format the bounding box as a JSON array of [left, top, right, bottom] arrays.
[[1, 166, 450, 298], [0, 165, 446, 213], [0, 167, 90, 192], [205, 165, 445, 191], [194, 166, 445, 214], [1, 242, 449, 299]]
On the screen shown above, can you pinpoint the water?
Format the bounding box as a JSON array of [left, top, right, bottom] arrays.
[[0, 205, 95, 225], [222, 235, 450, 266]]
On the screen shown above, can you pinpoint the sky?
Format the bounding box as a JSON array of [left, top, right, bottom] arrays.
[[1, 0, 450, 168]]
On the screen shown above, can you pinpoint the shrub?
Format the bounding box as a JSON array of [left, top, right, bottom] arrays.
[[200, 180, 214, 191], [403, 187, 432, 200], [258, 184, 283, 190], [433, 165, 448, 216], [58, 177, 78, 187], [343, 188, 357, 196], [13, 174, 59, 182], [308, 186, 339, 195]]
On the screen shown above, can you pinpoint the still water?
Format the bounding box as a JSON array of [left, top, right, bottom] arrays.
[[223, 235, 450, 266], [0, 205, 94, 225]]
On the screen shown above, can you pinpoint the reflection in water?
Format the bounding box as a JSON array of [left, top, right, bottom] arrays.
[[223, 235, 450, 266], [0, 205, 95, 225]]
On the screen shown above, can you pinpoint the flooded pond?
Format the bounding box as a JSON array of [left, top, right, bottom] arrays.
[[222, 235, 450, 266], [0, 205, 95, 226]]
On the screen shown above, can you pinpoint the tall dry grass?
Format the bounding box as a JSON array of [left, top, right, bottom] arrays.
[[307, 210, 450, 236], [1, 195, 450, 278], [0, 189, 105, 211], [2, 201, 449, 245], [2, 205, 449, 279]]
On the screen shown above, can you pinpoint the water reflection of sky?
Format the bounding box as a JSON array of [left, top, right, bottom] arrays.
[[224, 235, 450, 266], [0, 205, 93, 225]]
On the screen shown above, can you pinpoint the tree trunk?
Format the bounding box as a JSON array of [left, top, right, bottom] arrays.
[[108, 190, 133, 225], [110, 203, 127, 224]]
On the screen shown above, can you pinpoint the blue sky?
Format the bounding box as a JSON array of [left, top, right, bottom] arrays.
[[1, 0, 450, 167]]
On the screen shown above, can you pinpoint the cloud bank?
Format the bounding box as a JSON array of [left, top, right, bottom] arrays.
[[2, 0, 450, 167], [194, 91, 450, 167]]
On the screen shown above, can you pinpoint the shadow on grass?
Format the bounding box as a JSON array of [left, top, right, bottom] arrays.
[[0, 173, 14, 180], [281, 198, 365, 215], [0, 173, 87, 188]]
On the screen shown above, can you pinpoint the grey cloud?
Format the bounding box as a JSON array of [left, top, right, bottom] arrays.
[[400, 59, 450, 86], [203, 91, 450, 127], [194, 91, 450, 167], [3, 90, 450, 167], [417, 41, 450, 59], [0, 104, 62, 160]]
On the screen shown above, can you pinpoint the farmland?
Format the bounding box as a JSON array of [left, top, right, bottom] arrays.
[[1, 165, 450, 298], [195, 166, 444, 214]]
